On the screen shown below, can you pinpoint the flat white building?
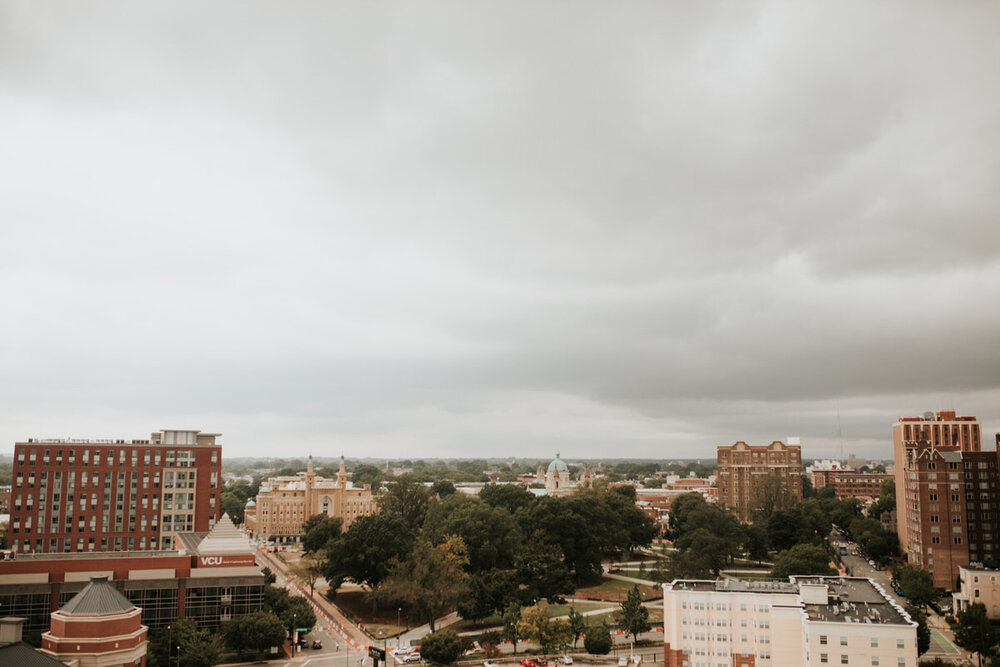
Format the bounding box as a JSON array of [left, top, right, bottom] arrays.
[[662, 577, 917, 667]]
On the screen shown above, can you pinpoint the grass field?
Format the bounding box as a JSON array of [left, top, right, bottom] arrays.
[[575, 577, 660, 602]]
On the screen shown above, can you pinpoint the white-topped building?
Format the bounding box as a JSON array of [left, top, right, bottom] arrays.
[[662, 577, 917, 667]]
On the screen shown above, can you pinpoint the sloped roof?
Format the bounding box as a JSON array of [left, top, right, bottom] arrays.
[[59, 577, 135, 615], [0, 642, 67, 667], [196, 513, 255, 555]]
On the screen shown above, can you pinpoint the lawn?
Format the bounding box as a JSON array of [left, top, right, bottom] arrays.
[[331, 589, 410, 637], [574, 577, 660, 602]]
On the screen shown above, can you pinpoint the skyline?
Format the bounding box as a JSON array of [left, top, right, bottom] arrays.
[[2, 2, 1000, 459]]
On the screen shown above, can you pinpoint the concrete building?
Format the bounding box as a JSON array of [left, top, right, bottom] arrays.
[[9, 429, 223, 554], [892, 411, 992, 590], [953, 566, 1000, 618], [0, 513, 265, 635], [662, 577, 917, 667], [717, 441, 802, 521], [245, 455, 377, 543]]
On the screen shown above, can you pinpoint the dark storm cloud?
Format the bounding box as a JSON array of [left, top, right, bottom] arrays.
[[1, 1, 999, 458]]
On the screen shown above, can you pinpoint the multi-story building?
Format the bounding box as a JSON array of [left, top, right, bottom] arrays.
[[832, 471, 890, 502], [245, 455, 377, 543], [807, 459, 848, 489], [893, 411, 990, 590], [717, 441, 803, 521], [953, 565, 1000, 619], [0, 513, 264, 635], [662, 577, 917, 667], [9, 429, 223, 554]]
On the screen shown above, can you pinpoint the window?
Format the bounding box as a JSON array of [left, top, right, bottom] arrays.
[[820, 656, 828, 664], [840, 637, 848, 646], [896, 639, 904, 649], [871, 658, 878, 666], [870, 637, 878, 648], [841, 656, 848, 665], [820, 636, 828, 645]]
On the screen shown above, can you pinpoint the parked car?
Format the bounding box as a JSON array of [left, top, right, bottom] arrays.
[[312, 640, 323, 649], [560, 656, 573, 664], [618, 657, 628, 667], [484, 661, 500, 667], [520, 659, 537, 667], [402, 652, 421, 663]]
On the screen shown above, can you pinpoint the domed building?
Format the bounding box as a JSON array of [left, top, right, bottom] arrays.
[[545, 453, 575, 497]]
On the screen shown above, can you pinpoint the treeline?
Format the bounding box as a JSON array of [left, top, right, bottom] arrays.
[[307, 478, 656, 628]]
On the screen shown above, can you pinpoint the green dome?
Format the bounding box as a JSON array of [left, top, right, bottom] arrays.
[[547, 453, 569, 475]]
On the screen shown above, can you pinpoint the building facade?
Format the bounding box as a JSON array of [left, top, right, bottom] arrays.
[[717, 441, 803, 521], [831, 471, 890, 502], [953, 566, 1000, 619], [892, 411, 993, 590], [662, 577, 917, 667], [245, 456, 377, 543], [9, 429, 223, 554], [0, 514, 264, 635]]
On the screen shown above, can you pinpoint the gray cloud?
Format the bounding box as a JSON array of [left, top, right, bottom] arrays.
[[2, 1, 999, 460]]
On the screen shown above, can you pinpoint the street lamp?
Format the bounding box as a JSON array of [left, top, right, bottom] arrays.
[[397, 608, 402, 648]]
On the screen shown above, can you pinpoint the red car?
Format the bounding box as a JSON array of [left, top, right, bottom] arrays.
[[520, 659, 537, 667], [536, 659, 548, 666]]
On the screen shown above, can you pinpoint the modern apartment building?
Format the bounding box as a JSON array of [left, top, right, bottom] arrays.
[[717, 441, 803, 521], [9, 429, 223, 554], [245, 455, 377, 543], [892, 411, 994, 590], [662, 577, 917, 667]]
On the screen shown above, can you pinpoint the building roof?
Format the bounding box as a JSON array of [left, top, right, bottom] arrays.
[[59, 577, 136, 615], [0, 642, 67, 667], [547, 453, 569, 475], [195, 514, 255, 555]]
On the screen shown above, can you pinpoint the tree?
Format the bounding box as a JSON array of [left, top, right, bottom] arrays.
[[422, 495, 522, 574], [955, 603, 998, 667], [303, 514, 343, 554], [295, 552, 328, 598], [280, 596, 317, 636], [480, 631, 503, 659], [583, 621, 612, 655], [224, 611, 287, 658], [148, 618, 222, 667], [180, 632, 224, 667], [502, 601, 523, 654], [421, 629, 464, 665], [261, 566, 276, 585], [742, 523, 770, 564], [480, 483, 536, 514], [376, 537, 470, 631], [221, 492, 246, 524], [615, 585, 651, 645], [567, 606, 586, 648], [379, 474, 433, 527], [906, 605, 931, 656], [750, 474, 794, 521], [511, 536, 574, 605], [770, 544, 836, 579], [517, 603, 573, 655], [324, 513, 415, 592], [896, 564, 936, 611], [431, 480, 457, 497]]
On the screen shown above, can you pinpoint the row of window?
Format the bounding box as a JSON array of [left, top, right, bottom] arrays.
[[16, 447, 215, 468]]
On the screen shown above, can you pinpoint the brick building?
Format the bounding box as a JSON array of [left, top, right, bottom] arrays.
[[9, 429, 223, 554], [0, 513, 264, 635], [892, 411, 995, 590], [717, 441, 803, 521], [830, 471, 889, 502]]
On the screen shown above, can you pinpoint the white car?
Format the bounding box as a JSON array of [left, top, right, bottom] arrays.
[[618, 658, 628, 667], [484, 661, 500, 667], [560, 657, 573, 665], [401, 652, 421, 663]]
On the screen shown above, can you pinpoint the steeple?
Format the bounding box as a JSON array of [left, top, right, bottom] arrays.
[[337, 454, 348, 488], [307, 454, 314, 475]]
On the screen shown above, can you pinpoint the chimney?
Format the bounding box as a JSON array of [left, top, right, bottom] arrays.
[[0, 617, 25, 646]]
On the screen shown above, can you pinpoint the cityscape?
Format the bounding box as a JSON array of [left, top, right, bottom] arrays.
[[2, 3, 999, 667]]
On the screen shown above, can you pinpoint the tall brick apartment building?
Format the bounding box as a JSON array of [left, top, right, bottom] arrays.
[[893, 411, 999, 590], [9, 429, 222, 554], [717, 440, 803, 521]]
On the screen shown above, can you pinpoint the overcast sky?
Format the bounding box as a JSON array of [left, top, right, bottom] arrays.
[[2, 2, 999, 461]]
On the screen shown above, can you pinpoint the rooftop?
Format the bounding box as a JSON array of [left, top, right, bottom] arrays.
[[59, 577, 136, 615]]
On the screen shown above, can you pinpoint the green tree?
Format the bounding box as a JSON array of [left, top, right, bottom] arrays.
[[303, 514, 343, 554], [480, 483, 536, 514], [180, 632, 224, 667], [511, 536, 574, 605], [223, 611, 287, 657], [896, 564, 936, 611], [615, 585, 651, 645], [567, 606, 586, 648], [220, 492, 246, 524], [294, 551, 328, 598], [379, 474, 433, 527], [376, 536, 470, 631], [906, 605, 930, 656], [480, 631, 503, 658], [421, 629, 464, 665], [750, 474, 793, 521], [583, 621, 612, 655], [955, 603, 998, 667], [422, 495, 522, 573], [148, 618, 222, 667], [431, 480, 457, 497], [502, 601, 523, 654], [324, 513, 415, 592], [770, 544, 836, 579], [517, 603, 573, 655], [261, 566, 276, 585], [279, 596, 317, 636]]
